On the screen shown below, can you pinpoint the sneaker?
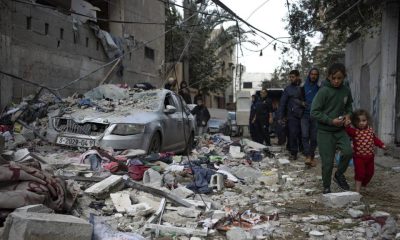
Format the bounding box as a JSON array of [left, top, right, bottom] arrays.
[[289, 154, 297, 161], [333, 173, 350, 191], [323, 187, 331, 194]]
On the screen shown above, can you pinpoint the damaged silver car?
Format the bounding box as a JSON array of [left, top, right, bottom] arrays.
[[47, 85, 196, 153]]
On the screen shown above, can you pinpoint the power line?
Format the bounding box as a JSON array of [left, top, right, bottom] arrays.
[[245, 0, 272, 21], [211, 0, 286, 43]]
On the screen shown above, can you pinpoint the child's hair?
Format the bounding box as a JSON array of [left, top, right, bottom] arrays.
[[327, 63, 346, 77], [351, 109, 372, 127], [289, 70, 300, 76]]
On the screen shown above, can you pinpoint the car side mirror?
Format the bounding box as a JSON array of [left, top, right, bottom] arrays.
[[164, 105, 177, 114]]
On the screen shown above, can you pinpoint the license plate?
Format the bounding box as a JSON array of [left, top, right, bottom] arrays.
[[56, 136, 95, 148]]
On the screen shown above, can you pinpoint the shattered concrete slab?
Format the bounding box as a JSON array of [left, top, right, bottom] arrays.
[[2, 212, 92, 240], [321, 192, 361, 208], [85, 175, 124, 198]]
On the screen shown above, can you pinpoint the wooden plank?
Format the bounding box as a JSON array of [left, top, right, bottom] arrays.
[[124, 179, 192, 208], [145, 224, 208, 237]]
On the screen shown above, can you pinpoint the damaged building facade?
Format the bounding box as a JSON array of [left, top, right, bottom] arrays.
[[0, 0, 165, 109], [345, 0, 400, 147]]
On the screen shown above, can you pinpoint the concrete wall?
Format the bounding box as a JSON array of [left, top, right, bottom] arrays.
[[345, 32, 382, 131], [345, 0, 399, 144], [0, 0, 165, 108]]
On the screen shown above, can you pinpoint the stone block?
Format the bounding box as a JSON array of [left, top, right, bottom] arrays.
[[2, 212, 92, 240], [177, 207, 201, 218], [110, 191, 132, 213], [84, 175, 123, 198], [172, 186, 195, 199], [321, 192, 361, 208], [14, 204, 54, 213], [278, 158, 290, 165], [143, 168, 162, 187], [209, 174, 224, 191], [371, 211, 390, 218], [347, 208, 363, 218]]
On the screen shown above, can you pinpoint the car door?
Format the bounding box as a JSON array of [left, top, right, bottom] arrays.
[[162, 93, 184, 151]]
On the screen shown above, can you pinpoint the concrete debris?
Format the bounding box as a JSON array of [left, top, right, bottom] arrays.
[[143, 168, 162, 187], [226, 228, 251, 240], [2, 212, 92, 240], [371, 210, 391, 218], [177, 207, 201, 218], [14, 204, 54, 214], [85, 175, 124, 198], [278, 158, 290, 165], [321, 192, 361, 208], [172, 186, 195, 199], [209, 174, 224, 191], [110, 191, 132, 213], [347, 208, 363, 218], [1, 92, 399, 240]]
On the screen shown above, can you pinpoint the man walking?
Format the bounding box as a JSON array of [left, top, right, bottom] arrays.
[[191, 98, 210, 135], [252, 89, 273, 146], [277, 70, 303, 160], [301, 68, 320, 167]]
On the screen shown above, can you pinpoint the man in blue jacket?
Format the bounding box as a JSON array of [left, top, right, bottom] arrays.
[[277, 70, 303, 160], [301, 68, 320, 167]]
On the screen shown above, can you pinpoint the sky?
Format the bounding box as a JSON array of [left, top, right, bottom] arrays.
[[219, 0, 291, 73]]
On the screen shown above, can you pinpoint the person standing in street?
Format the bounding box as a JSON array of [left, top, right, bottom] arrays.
[[277, 70, 304, 160], [191, 98, 210, 135], [301, 68, 320, 167], [164, 77, 178, 92], [311, 63, 353, 194], [249, 94, 258, 141], [252, 89, 273, 146], [179, 81, 192, 104]]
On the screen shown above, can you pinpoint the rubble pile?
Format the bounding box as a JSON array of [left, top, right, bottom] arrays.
[[0, 86, 399, 239], [1, 130, 399, 239]]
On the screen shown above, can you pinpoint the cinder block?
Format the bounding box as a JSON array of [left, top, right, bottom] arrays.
[[209, 174, 224, 191], [321, 192, 361, 208], [2, 212, 92, 240]]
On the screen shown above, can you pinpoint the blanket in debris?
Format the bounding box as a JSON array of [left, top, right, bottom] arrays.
[[0, 161, 80, 212]]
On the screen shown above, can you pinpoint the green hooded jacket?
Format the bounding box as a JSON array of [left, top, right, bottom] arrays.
[[311, 79, 353, 132]]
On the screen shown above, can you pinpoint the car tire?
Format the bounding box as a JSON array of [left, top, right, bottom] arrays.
[[148, 132, 161, 154], [184, 132, 194, 155]]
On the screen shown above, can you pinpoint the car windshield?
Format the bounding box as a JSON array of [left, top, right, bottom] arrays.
[[130, 91, 161, 110]]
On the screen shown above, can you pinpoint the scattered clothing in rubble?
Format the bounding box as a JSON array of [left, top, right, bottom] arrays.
[[186, 166, 216, 194]]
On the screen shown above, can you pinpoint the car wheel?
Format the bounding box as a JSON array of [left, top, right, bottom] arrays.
[[184, 132, 194, 155], [148, 132, 161, 153]]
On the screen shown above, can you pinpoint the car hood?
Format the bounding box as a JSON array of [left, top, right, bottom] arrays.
[[59, 108, 159, 124]]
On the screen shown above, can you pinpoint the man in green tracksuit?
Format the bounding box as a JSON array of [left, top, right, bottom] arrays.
[[311, 63, 353, 194]]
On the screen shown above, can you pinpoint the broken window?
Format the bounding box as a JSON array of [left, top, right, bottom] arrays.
[[87, 0, 109, 31], [243, 82, 252, 89], [145, 47, 155, 60], [45, 23, 49, 35], [26, 17, 31, 30]]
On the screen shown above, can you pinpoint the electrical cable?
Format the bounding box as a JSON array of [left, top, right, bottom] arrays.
[[245, 0, 272, 21], [211, 0, 286, 43]]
